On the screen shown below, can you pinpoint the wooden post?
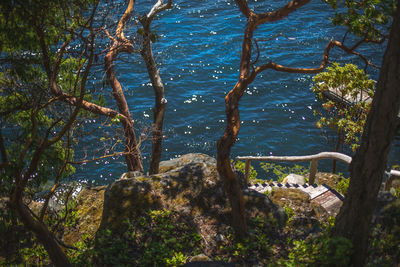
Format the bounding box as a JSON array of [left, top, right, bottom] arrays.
[[244, 159, 251, 184], [309, 159, 318, 185]]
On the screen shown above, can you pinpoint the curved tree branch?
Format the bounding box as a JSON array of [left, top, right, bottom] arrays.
[[36, 24, 125, 122], [235, 0, 252, 18], [105, 0, 143, 172], [248, 39, 379, 83], [147, 0, 172, 22], [116, 0, 135, 42], [218, 0, 379, 238], [255, 0, 311, 26]]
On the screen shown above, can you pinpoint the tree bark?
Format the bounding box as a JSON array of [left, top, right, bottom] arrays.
[[217, 0, 311, 237], [0, 129, 8, 164], [139, 0, 172, 174], [141, 37, 167, 175], [333, 4, 400, 266], [10, 195, 72, 267], [104, 0, 143, 172], [217, 12, 257, 237], [217, 79, 250, 237], [105, 49, 143, 172]]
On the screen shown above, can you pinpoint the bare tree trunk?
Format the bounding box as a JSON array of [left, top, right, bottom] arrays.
[[333, 5, 400, 266], [104, 0, 143, 172], [139, 0, 172, 174], [217, 80, 249, 237], [105, 50, 143, 172], [217, 0, 311, 237], [217, 12, 257, 237], [141, 39, 167, 175], [10, 193, 72, 267]]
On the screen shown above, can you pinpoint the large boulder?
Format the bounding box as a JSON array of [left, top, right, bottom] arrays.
[[95, 153, 286, 260], [99, 153, 285, 233]]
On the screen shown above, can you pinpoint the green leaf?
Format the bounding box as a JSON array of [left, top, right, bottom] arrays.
[[137, 28, 144, 35], [149, 33, 157, 43]]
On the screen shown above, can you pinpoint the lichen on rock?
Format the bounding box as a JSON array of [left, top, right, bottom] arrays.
[[63, 186, 107, 245]]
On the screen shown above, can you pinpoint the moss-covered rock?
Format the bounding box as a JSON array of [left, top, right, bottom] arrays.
[[63, 186, 106, 245], [94, 153, 285, 260], [99, 154, 284, 232], [314, 172, 343, 189], [271, 188, 311, 212]]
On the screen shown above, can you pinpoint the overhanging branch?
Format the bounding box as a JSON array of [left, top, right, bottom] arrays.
[[248, 39, 379, 83], [255, 0, 311, 26], [147, 0, 172, 22]]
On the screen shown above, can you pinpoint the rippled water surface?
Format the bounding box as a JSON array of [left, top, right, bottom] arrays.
[[74, 0, 399, 184]]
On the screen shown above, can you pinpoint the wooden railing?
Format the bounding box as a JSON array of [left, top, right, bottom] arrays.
[[236, 152, 352, 185], [236, 152, 400, 189]]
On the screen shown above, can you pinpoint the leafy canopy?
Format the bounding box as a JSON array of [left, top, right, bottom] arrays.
[[0, 0, 97, 194], [326, 0, 397, 41], [312, 63, 375, 151]]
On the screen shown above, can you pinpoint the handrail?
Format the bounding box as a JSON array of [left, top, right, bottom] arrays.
[[236, 152, 399, 190], [236, 152, 352, 184]]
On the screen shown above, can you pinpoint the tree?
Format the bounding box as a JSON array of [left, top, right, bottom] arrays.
[[1, 0, 174, 263], [104, 0, 144, 172], [104, 0, 172, 174], [139, 0, 172, 175], [333, 2, 400, 265], [0, 1, 99, 265], [217, 0, 386, 237]]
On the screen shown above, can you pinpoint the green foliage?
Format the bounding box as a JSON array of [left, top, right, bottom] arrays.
[[234, 160, 312, 184], [1, 185, 85, 265], [0, 81, 76, 193], [110, 114, 123, 124], [260, 162, 308, 183], [326, 0, 396, 41], [335, 176, 350, 195], [0, 0, 100, 198], [137, 28, 160, 43], [0, 207, 28, 265], [285, 235, 353, 266], [233, 160, 258, 182], [93, 209, 201, 266], [46, 197, 79, 230], [165, 252, 187, 266], [284, 205, 295, 223], [368, 200, 400, 265], [220, 216, 273, 263], [67, 234, 96, 265], [280, 217, 353, 266], [390, 187, 400, 199], [0, 0, 95, 53], [279, 223, 353, 267], [19, 243, 49, 266], [312, 63, 375, 151], [389, 165, 400, 198]]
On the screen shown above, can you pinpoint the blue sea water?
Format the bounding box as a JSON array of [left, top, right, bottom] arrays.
[[74, 0, 399, 184]]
